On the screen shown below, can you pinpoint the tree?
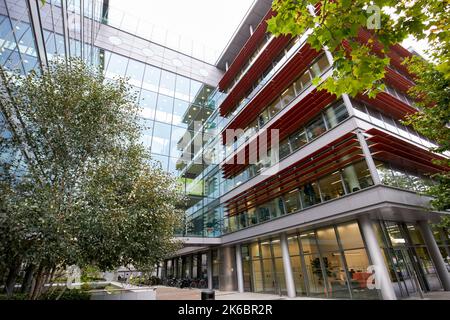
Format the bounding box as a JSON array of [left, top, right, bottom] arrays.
[[268, 0, 449, 96], [402, 56, 450, 218], [0, 58, 184, 299], [267, 0, 449, 213]]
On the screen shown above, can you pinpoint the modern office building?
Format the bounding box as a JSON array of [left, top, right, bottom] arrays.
[[1, 0, 449, 300]]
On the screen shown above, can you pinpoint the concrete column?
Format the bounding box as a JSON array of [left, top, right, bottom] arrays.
[[280, 233, 296, 298], [418, 220, 450, 291], [359, 215, 397, 300], [219, 246, 237, 291], [235, 244, 245, 293], [207, 250, 213, 290], [356, 130, 381, 185]]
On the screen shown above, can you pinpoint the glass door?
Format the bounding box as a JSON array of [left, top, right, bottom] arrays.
[[391, 248, 424, 298]]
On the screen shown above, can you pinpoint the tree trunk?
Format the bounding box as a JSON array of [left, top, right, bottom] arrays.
[[4, 257, 22, 296], [29, 265, 43, 300], [32, 267, 49, 300], [20, 264, 35, 294]]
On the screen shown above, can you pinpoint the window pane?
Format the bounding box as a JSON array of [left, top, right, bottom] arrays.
[[258, 109, 270, 127], [316, 227, 340, 252], [300, 231, 318, 254], [318, 171, 345, 201], [175, 74, 190, 101], [126, 59, 145, 87], [151, 121, 171, 155], [306, 116, 327, 140], [289, 130, 307, 151], [139, 89, 157, 119], [267, 97, 282, 119], [324, 101, 348, 128], [288, 236, 300, 255], [296, 70, 312, 92], [284, 189, 301, 213], [280, 85, 296, 108], [159, 70, 176, 96], [342, 161, 374, 192], [155, 94, 173, 123], [142, 65, 161, 92], [151, 153, 169, 171], [300, 181, 321, 207], [190, 80, 202, 102], [316, 55, 330, 74], [170, 126, 186, 158], [271, 239, 282, 258], [279, 138, 291, 159], [337, 222, 365, 249], [172, 99, 189, 127], [105, 53, 128, 78]]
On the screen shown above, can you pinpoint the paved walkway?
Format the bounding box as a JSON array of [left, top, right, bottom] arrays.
[[154, 286, 324, 300], [403, 290, 450, 300], [155, 286, 450, 300]]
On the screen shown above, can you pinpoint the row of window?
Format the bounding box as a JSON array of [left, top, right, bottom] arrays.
[[241, 221, 378, 298], [384, 84, 415, 107], [0, 13, 39, 74], [224, 36, 305, 118], [352, 100, 438, 150], [375, 160, 435, 193], [223, 160, 374, 234], [225, 53, 330, 155], [102, 50, 211, 105], [225, 34, 271, 93], [227, 100, 349, 191]]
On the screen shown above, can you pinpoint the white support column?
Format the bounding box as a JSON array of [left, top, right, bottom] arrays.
[[356, 130, 381, 185], [418, 220, 450, 291], [359, 215, 397, 300], [280, 233, 296, 298], [342, 93, 356, 117], [235, 244, 245, 293], [207, 250, 213, 290]]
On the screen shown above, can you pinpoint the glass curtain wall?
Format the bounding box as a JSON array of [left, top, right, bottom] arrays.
[[374, 220, 443, 298], [241, 221, 379, 299], [293, 222, 379, 299], [223, 160, 374, 234]]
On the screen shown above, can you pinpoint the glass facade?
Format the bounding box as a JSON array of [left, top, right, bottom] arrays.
[[223, 160, 374, 234], [240, 221, 380, 299], [374, 221, 445, 298]]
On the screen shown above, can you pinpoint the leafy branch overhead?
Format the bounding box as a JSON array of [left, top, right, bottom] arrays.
[[267, 1, 449, 213], [267, 0, 450, 97]]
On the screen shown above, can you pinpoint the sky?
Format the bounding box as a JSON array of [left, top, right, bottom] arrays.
[[107, 0, 428, 63], [108, 0, 255, 63]]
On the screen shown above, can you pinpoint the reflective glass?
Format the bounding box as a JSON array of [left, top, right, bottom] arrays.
[[105, 52, 128, 78], [151, 121, 171, 155], [289, 130, 307, 151], [280, 85, 295, 108], [159, 70, 176, 96], [139, 89, 157, 119], [155, 94, 173, 123], [318, 171, 345, 201], [337, 222, 365, 249], [172, 99, 189, 127], [175, 75, 190, 101], [142, 65, 161, 92], [284, 189, 301, 213], [306, 116, 327, 140], [126, 59, 145, 87]]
